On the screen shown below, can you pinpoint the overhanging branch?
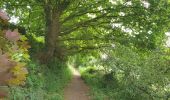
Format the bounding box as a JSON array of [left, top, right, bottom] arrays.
[[66, 45, 114, 55], [60, 14, 118, 36], [61, 7, 117, 24], [59, 37, 114, 41]]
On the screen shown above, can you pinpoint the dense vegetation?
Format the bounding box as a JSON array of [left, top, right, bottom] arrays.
[[0, 9, 72, 99], [0, 0, 170, 100], [78, 44, 170, 100]]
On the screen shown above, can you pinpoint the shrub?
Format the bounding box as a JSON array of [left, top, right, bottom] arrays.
[[0, 10, 30, 86]]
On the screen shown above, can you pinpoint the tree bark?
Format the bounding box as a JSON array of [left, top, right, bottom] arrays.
[[39, 4, 61, 63], [38, 1, 72, 63], [46, 15, 60, 60]]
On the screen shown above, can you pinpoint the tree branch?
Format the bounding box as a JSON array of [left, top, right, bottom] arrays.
[[66, 45, 113, 55], [59, 37, 114, 41], [61, 7, 116, 24], [60, 14, 118, 36]]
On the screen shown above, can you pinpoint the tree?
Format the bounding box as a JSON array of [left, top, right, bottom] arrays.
[[1, 0, 170, 63]]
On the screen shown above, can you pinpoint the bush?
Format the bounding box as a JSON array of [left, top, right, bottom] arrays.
[[79, 44, 170, 100], [0, 10, 30, 86], [9, 60, 45, 100], [9, 59, 72, 100]]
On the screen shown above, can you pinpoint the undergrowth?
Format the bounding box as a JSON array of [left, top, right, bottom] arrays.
[[9, 59, 72, 100], [80, 67, 112, 100], [7, 34, 72, 100]]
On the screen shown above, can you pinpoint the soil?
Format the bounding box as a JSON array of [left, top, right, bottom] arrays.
[[64, 67, 91, 100]]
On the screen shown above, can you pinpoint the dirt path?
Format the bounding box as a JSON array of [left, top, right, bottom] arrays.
[[64, 66, 91, 100]]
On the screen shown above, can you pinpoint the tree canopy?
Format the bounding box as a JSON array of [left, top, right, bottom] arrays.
[[1, 0, 170, 61]]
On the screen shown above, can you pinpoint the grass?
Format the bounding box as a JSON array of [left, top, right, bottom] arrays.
[[80, 66, 120, 100], [44, 60, 72, 100], [7, 34, 72, 100], [80, 66, 170, 100], [80, 67, 111, 100], [9, 59, 72, 100]]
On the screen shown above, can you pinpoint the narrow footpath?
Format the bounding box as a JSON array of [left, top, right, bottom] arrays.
[[64, 66, 91, 100]]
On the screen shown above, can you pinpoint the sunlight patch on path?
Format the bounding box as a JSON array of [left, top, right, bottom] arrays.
[[68, 66, 80, 76]]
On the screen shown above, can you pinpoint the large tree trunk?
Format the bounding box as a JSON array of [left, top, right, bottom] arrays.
[[45, 15, 60, 61], [39, 4, 61, 63], [38, 1, 71, 63]]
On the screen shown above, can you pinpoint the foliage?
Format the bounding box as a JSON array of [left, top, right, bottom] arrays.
[[26, 34, 44, 54], [1, 0, 170, 100], [0, 10, 30, 86], [79, 44, 170, 100], [9, 58, 72, 100], [1, 0, 170, 61], [44, 60, 72, 100], [7, 29, 72, 99], [9, 60, 45, 100]]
